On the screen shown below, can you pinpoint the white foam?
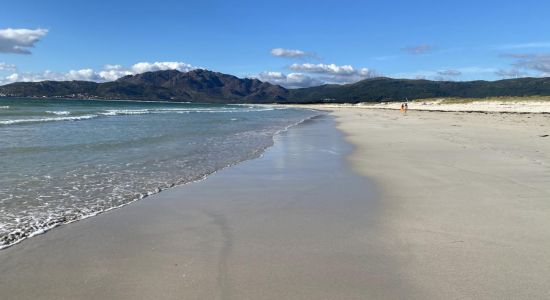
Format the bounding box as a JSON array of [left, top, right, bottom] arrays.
[[0, 104, 318, 250], [0, 106, 9, 109], [46, 111, 71, 115], [0, 114, 98, 125], [100, 107, 276, 116], [101, 109, 150, 116]]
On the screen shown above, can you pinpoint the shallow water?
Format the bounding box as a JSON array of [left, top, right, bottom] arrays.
[[0, 98, 319, 249]]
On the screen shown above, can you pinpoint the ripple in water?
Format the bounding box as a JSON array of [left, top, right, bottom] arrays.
[[0, 98, 320, 249]]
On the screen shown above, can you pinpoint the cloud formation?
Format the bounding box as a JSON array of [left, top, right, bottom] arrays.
[[431, 69, 462, 81], [290, 63, 361, 75], [270, 48, 309, 58], [97, 62, 195, 81], [0, 62, 16, 72], [437, 69, 461, 76], [259, 62, 378, 88], [393, 67, 496, 81], [97, 64, 133, 81], [290, 63, 377, 78], [495, 69, 527, 79], [511, 54, 550, 75], [290, 63, 378, 83], [1, 61, 197, 85], [497, 42, 550, 50], [130, 61, 194, 74], [500, 53, 550, 77], [257, 71, 321, 88], [401, 44, 433, 55], [0, 28, 48, 54]]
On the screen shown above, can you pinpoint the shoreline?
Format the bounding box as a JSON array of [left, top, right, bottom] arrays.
[[0, 110, 322, 251], [1, 106, 548, 298], [1, 115, 408, 299]]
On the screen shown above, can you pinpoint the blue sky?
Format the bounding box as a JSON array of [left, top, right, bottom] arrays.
[[1, 0, 550, 87]]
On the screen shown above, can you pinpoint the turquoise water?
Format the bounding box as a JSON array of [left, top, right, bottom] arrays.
[[0, 98, 319, 249]]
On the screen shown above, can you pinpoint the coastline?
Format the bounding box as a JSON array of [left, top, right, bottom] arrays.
[[0, 105, 320, 250], [1, 115, 413, 299], [1, 104, 549, 298]]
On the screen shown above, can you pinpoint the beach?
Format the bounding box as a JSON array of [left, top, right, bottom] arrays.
[[1, 105, 549, 299], [0, 115, 411, 299], [330, 107, 550, 298]]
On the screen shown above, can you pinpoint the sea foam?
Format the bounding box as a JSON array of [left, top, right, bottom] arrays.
[[0, 115, 98, 125], [46, 111, 71, 115]]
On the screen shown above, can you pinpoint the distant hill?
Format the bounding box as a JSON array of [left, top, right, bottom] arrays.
[[0, 69, 289, 103], [288, 77, 550, 103], [2, 69, 550, 103]]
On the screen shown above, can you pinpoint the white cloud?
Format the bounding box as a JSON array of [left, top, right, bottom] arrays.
[[508, 53, 550, 75], [0, 28, 48, 54], [2, 70, 66, 83], [0, 62, 16, 72], [270, 48, 309, 58], [257, 71, 321, 88], [66, 69, 100, 81], [289, 63, 357, 75], [393, 67, 497, 81], [497, 42, 550, 50], [130, 61, 194, 73], [495, 69, 527, 79], [2, 69, 98, 83], [401, 44, 433, 55], [437, 69, 461, 76], [498, 53, 550, 77], [1, 61, 197, 85], [289, 63, 376, 78], [6, 73, 19, 82], [283, 63, 378, 85], [98, 64, 133, 81]]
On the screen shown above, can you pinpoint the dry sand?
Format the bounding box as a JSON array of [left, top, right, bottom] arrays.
[[315, 99, 550, 113], [329, 107, 550, 299]]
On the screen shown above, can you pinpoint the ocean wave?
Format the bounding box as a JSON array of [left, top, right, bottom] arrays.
[[0, 108, 321, 250], [101, 107, 276, 116], [0, 115, 98, 125], [46, 111, 71, 115], [0, 106, 9, 109], [0, 107, 279, 125], [101, 109, 152, 116]]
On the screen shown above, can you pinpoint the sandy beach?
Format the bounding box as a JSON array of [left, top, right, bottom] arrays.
[[1, 105, 549, 299], [360, 99, 550, 113], [330, 107, 550, 299], [0, 115, 412, 299]]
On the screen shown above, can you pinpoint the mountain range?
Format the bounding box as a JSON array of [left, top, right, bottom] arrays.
[[1, 69, 550, 103]]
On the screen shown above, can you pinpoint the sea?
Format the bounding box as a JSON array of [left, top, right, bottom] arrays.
[[0, 98, 319, 249]]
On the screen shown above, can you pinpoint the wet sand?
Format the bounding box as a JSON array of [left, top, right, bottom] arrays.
[[0, 115, 414, 299]]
